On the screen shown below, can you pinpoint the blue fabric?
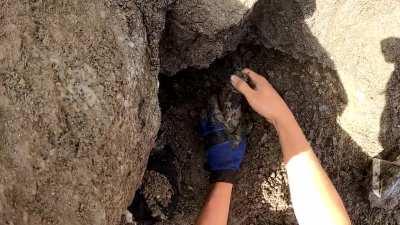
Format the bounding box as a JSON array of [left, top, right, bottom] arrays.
[[198, 117, 224, 137], [199, 115, 246, 172], [207, 139, 246, 171]]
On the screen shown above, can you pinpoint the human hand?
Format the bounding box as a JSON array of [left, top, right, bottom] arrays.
[[230, 68, 292, 126]]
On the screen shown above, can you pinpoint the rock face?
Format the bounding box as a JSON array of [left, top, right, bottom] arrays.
[[304, 0, 400, 156], [248, 0, 400, 156], [158, 0, 328, 75], [141, 170, 173, 221], [247, 0, 334, 68], [160, 0, 257, 75], [133, 0, 176, 77], [0, 1, 160, 225]]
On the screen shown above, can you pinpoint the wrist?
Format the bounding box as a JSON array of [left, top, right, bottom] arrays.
[[270, 109, 296, 129], [212, 182, 234, 189], [272, 112, 312, 163], [210, 170, 239, 184]]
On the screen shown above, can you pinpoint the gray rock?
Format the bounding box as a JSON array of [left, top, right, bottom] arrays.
[[142, 170, 174, 220], [0, 1, 160, 225], [160, 0, 257, 75], [159, 0, 333, 76], [134, 0, 176, 77], [247, 0, 334, 69]]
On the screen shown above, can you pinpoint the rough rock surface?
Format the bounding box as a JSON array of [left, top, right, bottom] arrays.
[[0, 1, 160, 225], [247, 0, 334, 68], [141, 170, 173, 221], [380, 37, 400, 157], [160, 0, 257, 75], [133, 0, 176, 77], [305, 0, 400, 157], [249, 0, 400, 156]]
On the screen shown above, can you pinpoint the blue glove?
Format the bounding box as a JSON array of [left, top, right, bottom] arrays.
[[199, 114, 247, 184]]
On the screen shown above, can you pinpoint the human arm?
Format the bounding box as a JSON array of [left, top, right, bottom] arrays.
[[196, 102, 247, 225], [195, 182, 233, 225], [231, 68, 351, 225]]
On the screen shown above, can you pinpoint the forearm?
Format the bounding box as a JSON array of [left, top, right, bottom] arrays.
[[273, 110, 311, 163], [286, 150, 351, 225], [196, 182, 233, 225], [273, 114, 351, 225]]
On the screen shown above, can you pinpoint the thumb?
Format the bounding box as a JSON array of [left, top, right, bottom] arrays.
[[231, 75, 254, 97]]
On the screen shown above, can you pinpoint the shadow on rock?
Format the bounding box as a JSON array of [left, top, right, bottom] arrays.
[[232, 1, 373, 224], [379, 37, 400, 161]]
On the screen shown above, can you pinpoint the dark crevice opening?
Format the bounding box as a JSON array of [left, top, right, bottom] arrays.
[[127, 144, 180, 224], [127, 43, 274, 224], [127, 42, 346, 224]]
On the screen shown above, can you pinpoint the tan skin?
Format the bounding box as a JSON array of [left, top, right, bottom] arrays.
[[196, 69, 352, 225]]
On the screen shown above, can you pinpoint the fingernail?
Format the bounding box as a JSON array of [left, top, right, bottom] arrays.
[[230, 75, 238, 84]]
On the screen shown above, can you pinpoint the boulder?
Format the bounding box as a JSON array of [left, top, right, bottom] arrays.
[[249, 0, 400, 155], [0, 1, 160, 225], [160, 0, 257, 75], [134, 0, 176, 77]]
